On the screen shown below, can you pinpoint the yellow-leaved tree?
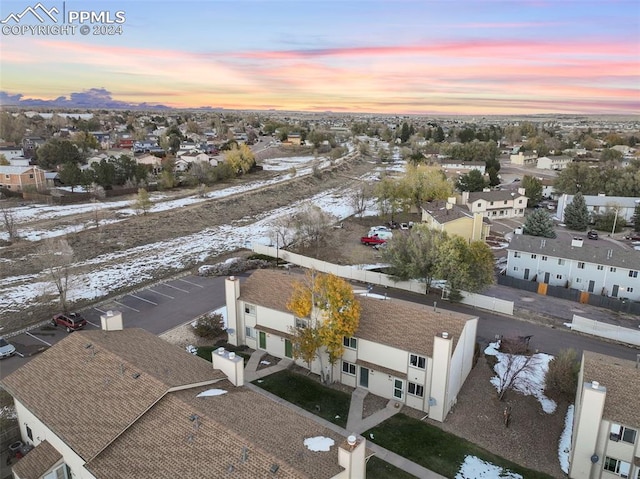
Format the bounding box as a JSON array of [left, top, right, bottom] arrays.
[[286, 270, 361, 383]]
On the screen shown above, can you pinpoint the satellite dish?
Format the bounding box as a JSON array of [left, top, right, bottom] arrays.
[[226, 328, 235, 335], [591, 454, 599, 464]]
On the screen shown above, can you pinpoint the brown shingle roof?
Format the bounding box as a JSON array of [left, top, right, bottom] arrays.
[[240, 269, 476, 357], [468, 190, 527, 202], [422, 200, 471, 224], [2, 329, 224, 461], [86, 381, 344, 479], [582, 351, 640, 427], [11, 440, 62, 479], [357, 296, 473, 356]]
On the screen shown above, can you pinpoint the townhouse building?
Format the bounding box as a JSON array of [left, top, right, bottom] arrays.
[[569, 351, 640, 479], [2, 312, 366, 479], [421, 199, 490, 243], [506, 235, 640, 301], [557, 194, 640, 224], [461, 188, 528, 220], [0, 165, 46, 192], [226, 269, 479, 422]]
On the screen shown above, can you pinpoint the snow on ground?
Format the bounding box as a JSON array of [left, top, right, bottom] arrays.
[[260, 155, 327, 171], [558, 405, 574, 473], [196, 389, 228, 397], [484, 341, 557, 414], [1, 155, 337, 242], [0, 179, 368, 312], [303, 436, 334, 452], [455, 455, 522, 479]]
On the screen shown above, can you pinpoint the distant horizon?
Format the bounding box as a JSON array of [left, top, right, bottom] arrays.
[[1, 1, 638, 116]]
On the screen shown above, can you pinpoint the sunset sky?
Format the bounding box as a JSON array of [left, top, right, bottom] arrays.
[[1, 0, 639, 114]]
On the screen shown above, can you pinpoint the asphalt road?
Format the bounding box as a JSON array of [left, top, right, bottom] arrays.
[[1, 271, 638, 381]]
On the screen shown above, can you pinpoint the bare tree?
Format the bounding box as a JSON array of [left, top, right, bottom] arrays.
[[349, 183, 370, 218], [269, 216, 295, 250], [292, 203, 336, 255], [0, 202, 20, 242], [39, 238, 75, 312], [491, 337, 540, 401]]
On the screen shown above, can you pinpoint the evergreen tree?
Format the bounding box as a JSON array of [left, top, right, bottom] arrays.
[[522, 175, 543, 206], [456, 169, 488, 192], [523, 209, 556, 238], [632, 204, 640, 233], [563, 192, 590, 231]]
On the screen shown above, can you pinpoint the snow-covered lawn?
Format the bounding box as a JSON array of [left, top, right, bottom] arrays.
[[484, 341, 557, 414], [558, 405, 574, 474], [456, 456, 522, 479]]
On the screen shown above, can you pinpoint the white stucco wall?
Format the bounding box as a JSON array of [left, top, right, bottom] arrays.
[[14, 400, 96, 479]]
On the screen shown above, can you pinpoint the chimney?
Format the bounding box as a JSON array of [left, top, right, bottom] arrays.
[[211, 347, 244, 386], [571, 237, 583, 248], [100, 310, 123, 331], [338, 436, 366, 479], [447, 196, 456, 206], [225, 275, 241, 346]]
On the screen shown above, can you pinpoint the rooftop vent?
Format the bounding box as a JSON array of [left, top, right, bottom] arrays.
[[132, 372, 140, 379], [571, 237, 583, 247], [592, 381, 599, 389], [270, 464, 279, 474], [442, 332, 449, 339], [347, 435, 357, 446]]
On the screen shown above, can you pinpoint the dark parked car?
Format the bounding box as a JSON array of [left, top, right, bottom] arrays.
[[51, 312, 87, 332], [625, 233, 640, 241], [587, 230, 599, 240]]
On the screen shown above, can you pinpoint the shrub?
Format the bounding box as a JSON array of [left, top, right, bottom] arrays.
[[545, 348, 580, 401], [192, 312, 225, 339]]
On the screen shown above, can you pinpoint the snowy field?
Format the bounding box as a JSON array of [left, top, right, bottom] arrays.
[[0, 154, 385, 313]]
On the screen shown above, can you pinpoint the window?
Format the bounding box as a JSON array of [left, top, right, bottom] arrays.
[[244, 304, 256, 315], [531, 254, 537, 259], [504, 200, 508, 205], [609, 266, 616, 272], [598, 265, 604, 271], [43, 464, 70, 479], [393, 379, 404, 399], [26, 425, 33, 441], [295, 317, 308, 329], [409, 354, 426, 369], [578, 262, 585, 269], [558, 259, 565, 265], [610, 424, 637, 444], [604, 456, 630, 478], [490, 201, 494, 206], [343, 336, 357, 349], [576, 278, 582, 283], [514, 252, 521, 258], [408, 382, 424, 397], [518, 199, 523, 204], [542, 256, 548, 261], [513, 267, 518, 271], [245, 326, 255, 339], [477, 202, 481, 208], [29, 174, 34, 179], [342, 361, 356, 375], [556, 274, 562, 279], [629, 271, 638, 278]]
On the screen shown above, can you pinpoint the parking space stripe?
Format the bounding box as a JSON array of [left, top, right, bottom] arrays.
[[114, 300, 140, 313], [26, 332, 52, 347], [162, 283, 189, 293], [94, 307, 106, 313], [148, 288, 174, 299], [177, 278, 204, 288], [86, 320, 101, 328], [129, 294, 158, 305]]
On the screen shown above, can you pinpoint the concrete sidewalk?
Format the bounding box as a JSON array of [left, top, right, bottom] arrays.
[[243, 352, 445, 478]]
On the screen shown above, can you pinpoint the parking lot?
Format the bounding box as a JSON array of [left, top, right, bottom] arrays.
[[0, 274, 241, 379]]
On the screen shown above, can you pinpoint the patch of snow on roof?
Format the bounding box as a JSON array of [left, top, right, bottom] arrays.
[[455, 455, 523, 479], [303, 436, 335, 452], [196, 389, 227, 397], [558, 405, 574, 473]]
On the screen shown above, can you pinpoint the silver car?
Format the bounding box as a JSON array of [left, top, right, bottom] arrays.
[[0, 338, 16, 359]]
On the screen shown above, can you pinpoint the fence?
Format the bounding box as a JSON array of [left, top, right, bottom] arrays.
[[571, 314, 640, 347], [253, 244, 514, 315]]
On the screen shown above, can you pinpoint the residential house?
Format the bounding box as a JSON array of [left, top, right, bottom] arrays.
[[22, 137, 46, 159], [536, 155, 572, 170], [116, 136, 134, 149], [569, 351, 640, 479], [461, 188, 528, 220], [226, 269, 479, 422], [286, 134, 302, 146], [0, 146, 24, 161], [506, 235, 640, 301], [509, 151, 538, 166], [557, 194, 640, 225], [439, 160, 486, 175], [0, 165, 46, 192], [540, 178, 558, 200], [2, 312, 367, 479], [421, 198, 490, 242], [135, 153, 163, 174], [8, 158, 31, 167]]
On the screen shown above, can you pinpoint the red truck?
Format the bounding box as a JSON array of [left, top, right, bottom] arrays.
[[361, 236, 387, 246]]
